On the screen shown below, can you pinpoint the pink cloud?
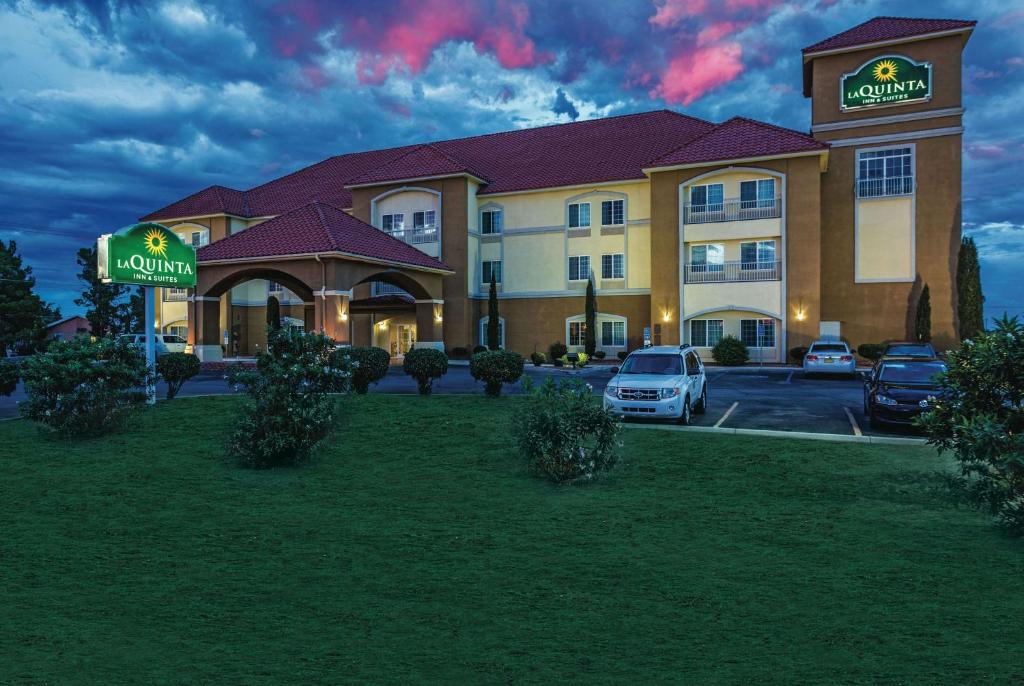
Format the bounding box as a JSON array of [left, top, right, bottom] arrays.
[[654, 42, 744, 105], [649, 0, 708, 28], [698, 20, 748, 45]]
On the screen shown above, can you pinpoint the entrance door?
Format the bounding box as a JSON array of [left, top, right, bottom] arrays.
[[396, 324, 416, 356]]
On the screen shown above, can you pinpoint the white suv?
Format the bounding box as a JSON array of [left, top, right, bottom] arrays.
[[119, 333, 188, 356], [603, 345, 708, 424]]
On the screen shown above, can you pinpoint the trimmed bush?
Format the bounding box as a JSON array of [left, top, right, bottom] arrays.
[[470, 349, 524, 397], [403, 348, 449, 395], [345, 346, 390, 394], [548, 341, 567, 361], [789, 346, 808, 363], [0, 358, 18, 397], [227, 328, 352, 468], [593, 350, 607, 360], [617, 351, 628, 361], [530, 351, 546, 366], [857, 343, 885, 361], [513, 376, 620, 484], [472, 345, 487, 354], [559, 352, 589, 368], [712, 335, 749, 366], [19, 336, 151, 437], [156, 352, 200, 399]]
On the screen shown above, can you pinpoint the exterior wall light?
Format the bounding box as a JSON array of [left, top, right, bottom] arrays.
[[662, 310, 672, 323], [340, 311, 348, 322], [794, 304, 807, 322]]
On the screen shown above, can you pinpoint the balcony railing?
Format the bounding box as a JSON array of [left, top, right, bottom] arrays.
[[684, 260, 781, 284], [855, 175, 914, 199], [683, 197, 781, 224], [386, 226, 439, 245], [162, 288, 188, 302]]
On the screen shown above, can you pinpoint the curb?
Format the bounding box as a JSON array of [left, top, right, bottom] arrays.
[[620, 422, 926, 445]]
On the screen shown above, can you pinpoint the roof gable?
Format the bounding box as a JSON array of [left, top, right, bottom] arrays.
[[347, 144, 484, 186], [802, 16, 976, 56], [647, 117, 826, 168]]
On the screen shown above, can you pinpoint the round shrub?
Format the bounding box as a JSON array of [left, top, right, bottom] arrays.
[[472, 345, 487, 354], [0, 358, 18, 397], [156, 352, 200, 399], [344, 346, 390, 394], [548, 341, 568, 361], [530, 351, 546, 366], [617, 351, 628, 361], [403, 348, 449, 395], [857, 343, 885, 361], [712, 335, 749, 366], [593, 350, 607, 360], [470, 349, 524, 397], [789, 346, 809, 364]]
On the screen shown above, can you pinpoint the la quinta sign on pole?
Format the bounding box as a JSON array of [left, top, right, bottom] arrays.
[[97, 222, 196, 287], [840, 55, 932, 111]]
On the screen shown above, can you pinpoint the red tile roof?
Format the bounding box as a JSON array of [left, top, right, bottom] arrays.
[[648, 117, 826, 168], [347, 144, 483, 186], [197, 201, 452, 272], [802, 16, 975, 55]]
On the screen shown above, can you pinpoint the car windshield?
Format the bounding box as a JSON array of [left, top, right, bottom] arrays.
[[879, 362, 947, 384], [885, 344, 932, 356], [163, 335, 186, 344], [810, 344, 847, 353], [619, 354, 682, 375]]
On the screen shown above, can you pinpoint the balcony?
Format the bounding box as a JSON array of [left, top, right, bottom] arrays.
[[683, 197, 781, 225], [855, 175, 914, 199], [684, 260, 781, 284], [386, 226, 439, 245]]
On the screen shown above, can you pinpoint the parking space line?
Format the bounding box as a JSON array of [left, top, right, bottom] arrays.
[[843, 406, 863, 437], [781, 371, 794, 384], [714, 401, 739, 428]]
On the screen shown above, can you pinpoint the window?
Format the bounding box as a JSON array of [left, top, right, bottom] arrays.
[[601, 320, 625, 347], [601, 253, 624, 279], [740, 240, 776, 270], [481, 209, 503, 234], [267, 281, 283, 294], [412, 210, 436, 229], [382, 213, 405, 232], [569, 321, 586, 346], [601, 199, 624, 225], [479, 317, 505, 348], [163, 287, 188, 302], [739, 179, 776, 209], [373, 281, 408, 297], [690, 244, 724, 272], [857, 147, 913, 197], [568, 255, 591, 281], [568, 202, 591, 228], [740, 319, 776, 348], [165, 324, 188, 339], [482, 260, 502, 285], [689, 183, 724, 212], [690, 319, 724, 347]]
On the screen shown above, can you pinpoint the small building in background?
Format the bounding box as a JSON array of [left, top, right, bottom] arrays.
[[45, 316, 91, 341]]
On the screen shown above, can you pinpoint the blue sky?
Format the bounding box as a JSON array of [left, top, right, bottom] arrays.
[[1, 0, 1022, 322]]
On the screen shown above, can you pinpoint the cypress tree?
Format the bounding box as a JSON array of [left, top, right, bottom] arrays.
[[915, 284, 932, 342], [487, 272, 500, 350], [584, 276, 597, 356], [957, 236, 985, 339], [266, 295, 281, 331]]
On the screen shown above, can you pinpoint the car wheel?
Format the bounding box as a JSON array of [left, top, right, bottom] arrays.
[[694, 384, 707, 414], [677, 396, 691, 425]]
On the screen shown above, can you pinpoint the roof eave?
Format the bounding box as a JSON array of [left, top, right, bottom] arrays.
[[478, 176, 649, 197], [138, 211, 263, 224], [344, 172, 487, 190], [642, 149, 828, 175], [198, 250, 454, 275], [801, 26, 975, 61]]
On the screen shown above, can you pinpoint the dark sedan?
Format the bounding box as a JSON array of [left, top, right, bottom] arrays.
[[863, 358, 948, 428]]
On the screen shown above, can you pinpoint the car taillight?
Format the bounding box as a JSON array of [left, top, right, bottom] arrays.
[[840, 355, 853, 362], [806, 354, 819, 362]]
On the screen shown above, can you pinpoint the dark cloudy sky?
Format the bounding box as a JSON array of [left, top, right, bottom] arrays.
[[2, 0, 1022, 321]]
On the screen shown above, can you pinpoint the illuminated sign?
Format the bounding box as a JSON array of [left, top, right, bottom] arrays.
[[841, 55, 932, 111], [97, 222, 197, 287]]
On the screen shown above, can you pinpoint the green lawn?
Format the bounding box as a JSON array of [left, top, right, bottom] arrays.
[[2, 396, 1022, 685]]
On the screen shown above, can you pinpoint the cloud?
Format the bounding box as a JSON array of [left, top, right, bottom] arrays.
[[655, 43, 744, 105], [551, 88, 580, 121]]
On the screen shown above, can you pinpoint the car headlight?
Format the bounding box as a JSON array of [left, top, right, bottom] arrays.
[[875, 394, 898, 406], [659, 387, 680, 399], [605, 384, 618, 397]]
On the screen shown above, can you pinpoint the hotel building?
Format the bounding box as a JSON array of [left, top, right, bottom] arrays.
[[142, 16, 975, 362]]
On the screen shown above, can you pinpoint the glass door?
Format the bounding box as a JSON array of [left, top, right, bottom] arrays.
[[396, 325, 416, 356]]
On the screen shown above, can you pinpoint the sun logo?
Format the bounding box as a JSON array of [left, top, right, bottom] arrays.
[[143, 228, 169, 259], [872, 60, 898, 83]]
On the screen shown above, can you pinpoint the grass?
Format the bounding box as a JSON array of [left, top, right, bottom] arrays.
[[1, 395, 1023, 685]]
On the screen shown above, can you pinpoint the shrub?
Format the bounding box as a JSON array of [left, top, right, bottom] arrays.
[[472, 345, 487, 354], [513, 376, 620, 484], [451, 346, 469, 359], [559, 352, 588, 368], [19, 336, 151, 437], [344, 346, 390, 394], [593, 350, 606, 360], [403, 348, 448, 395], [857, 343, 885, 361], [789, 346, 808, 363], [918, 315, 1024, 535], [617, 351, 628, 361], [530, 351, 546, 366], [470, 349, 524, 397], [227, 328, 352, 468], [549, 341, 567, 361], [712, 335, 749, 366], [156, 352, 200, 399], [0, 358, 18, 396]]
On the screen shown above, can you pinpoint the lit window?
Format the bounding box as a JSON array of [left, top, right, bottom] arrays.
[[601, 200, 624, 225], [481, 209, 503, 234], [568, 255, 590, 281], [482, 260, 502, 285], [569, 321, 585, 346], [601, 253, 624, 279], [601, 320, 625, 347], [568, 202, 590, 228]]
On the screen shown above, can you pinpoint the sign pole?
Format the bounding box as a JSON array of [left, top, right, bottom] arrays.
[[145, 285, 156, 405]]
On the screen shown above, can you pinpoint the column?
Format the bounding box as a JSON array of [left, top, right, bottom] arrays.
[[191, 296, 223, 361], [314, 291, 351, 345], [415, 299, 444, 351]]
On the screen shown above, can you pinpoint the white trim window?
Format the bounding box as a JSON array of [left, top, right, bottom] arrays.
[[382, 213, 405, 232], [690, 243, 724, 273], [740, 318, 776, 348], [740, 240, 776, 270], [267, 281, 284, 295], [164, 322, 188, 339], [481, 209, 503, 234], [856, 146, 913, 198], [689, 183, 724, 213], [479, 316, 505, 348], [601, 199, 624, 226], [482, 260, 502, 285], [412, 210, 436, 229], [739, 179, 776, 210], [690, 319, 724, 347], [568, 255, 590, 281], [568, 321, 586, 347], [601, 253, 624, 279], [601, 320, 625, 347], [568, 202, 591, 228]]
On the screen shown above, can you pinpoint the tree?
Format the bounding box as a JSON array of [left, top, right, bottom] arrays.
[[124, 286, 146, 333], [0, 240, 60, 356], [915, 283, 932, 342], [487, 272, 500, 350], [266, 295, 281, 331], [957, 236, 985, 340], [584, 276, 597, 356], [76, 245, 130, 337]]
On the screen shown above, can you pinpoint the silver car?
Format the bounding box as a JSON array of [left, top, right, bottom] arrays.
[[803, 340, 856, 376], [603, 345, 708, 424], [120, 333, 188, 356]]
